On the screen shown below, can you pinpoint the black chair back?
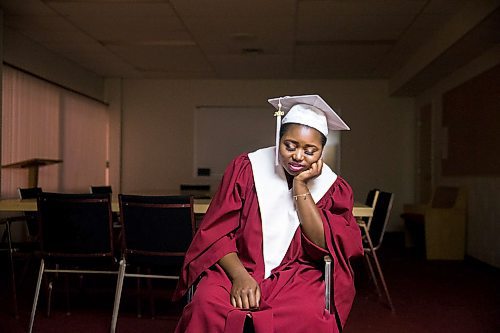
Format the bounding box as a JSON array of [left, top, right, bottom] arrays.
[[119, 194, 195, 262], [18, 187, 43, 199], [110, 195, 195, 329], [89, 185, 113, 194], [365, 188, 380, 206], [30, 192, 117, 332], [367, 191, 394, 250], [37, 192, 114, 258], [18, 187, 43, 238]]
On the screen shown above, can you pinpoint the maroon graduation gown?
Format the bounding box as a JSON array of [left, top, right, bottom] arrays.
[[173, 153, 363, 333]]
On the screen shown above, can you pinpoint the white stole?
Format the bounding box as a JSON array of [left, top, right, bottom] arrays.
[[248, 147, 337, 278]]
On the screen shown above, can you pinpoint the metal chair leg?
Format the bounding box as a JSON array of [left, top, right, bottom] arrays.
[[370, 249, 395, 312], [136, 267, 142, 318], [28, 259, 45, 333], [46, 280, 53, 317], [360, 221, 395, 312], [5, 221, 19, 318], [64, 274, 71, 315], [46, 264, 59, 317], [146, 268, 155, 319], [110, 259, 126, 333], [187, 284, 194, 303], [324, 255, 332, 313], [364, 252, 382, 297]]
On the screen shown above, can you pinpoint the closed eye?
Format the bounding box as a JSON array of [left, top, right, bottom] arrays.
[[284, 142, 297, 151], [305, 147, 318, 155]]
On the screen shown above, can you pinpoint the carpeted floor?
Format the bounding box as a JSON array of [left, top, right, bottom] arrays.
[[1, 238, 499, 333]]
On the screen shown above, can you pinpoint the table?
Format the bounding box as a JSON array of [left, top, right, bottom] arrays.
[[352, 203, 373, 218], [0, 198, 370, 217], [1, 158, 62, 187], [0, 198, 211, 215]]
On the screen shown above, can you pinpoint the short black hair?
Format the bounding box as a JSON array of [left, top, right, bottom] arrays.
[[279, 123, 327, 147]]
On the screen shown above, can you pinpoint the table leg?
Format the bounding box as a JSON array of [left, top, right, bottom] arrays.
[[27, 166, 39, 188]]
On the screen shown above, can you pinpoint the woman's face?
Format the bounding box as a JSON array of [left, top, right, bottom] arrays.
[[279, 123, 324, 176]]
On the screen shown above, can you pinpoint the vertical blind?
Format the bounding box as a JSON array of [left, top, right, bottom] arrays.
[[1, 65, 109, 197], [60, 91, 109, 192]]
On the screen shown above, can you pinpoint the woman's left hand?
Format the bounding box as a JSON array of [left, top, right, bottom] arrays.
[[295, 159, 323, 184]]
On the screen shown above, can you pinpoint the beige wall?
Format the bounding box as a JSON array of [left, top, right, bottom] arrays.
[[104, 78, 123, 194], [117, 79, 415, 232], [3, 27, 104, 102], [416, 46, 500, 267]]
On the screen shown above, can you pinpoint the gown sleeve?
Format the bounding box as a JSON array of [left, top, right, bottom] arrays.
[[301, 176, 363, 327], [173, 154, 253, 300]]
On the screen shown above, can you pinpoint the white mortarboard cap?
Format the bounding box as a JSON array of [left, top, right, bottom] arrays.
[[268, 94, 350, 165]]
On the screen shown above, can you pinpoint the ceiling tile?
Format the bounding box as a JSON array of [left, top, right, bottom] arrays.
[[0, 0, 55, 15], [208, 54, 293, 78], [295, 44, 393, 78], [48, 1, 186, 42], [47, 1, 177, 17], [297, 0, 426, 41], [171, 0, 295, 18], [0, 0, 493, 90], [107, 44, 213, 72], [4, 14, 94, 43], [184, 17, 293, 55], [298, 0, 426, 17]]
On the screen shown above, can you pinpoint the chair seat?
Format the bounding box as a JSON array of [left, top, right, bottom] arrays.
[[1, 241, 39, 252], [125, 254, 184, 268]]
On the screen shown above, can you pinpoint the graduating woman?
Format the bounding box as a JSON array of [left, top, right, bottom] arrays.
[[173, 95, 363, 333]]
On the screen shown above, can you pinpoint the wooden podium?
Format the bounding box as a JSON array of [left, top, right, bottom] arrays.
[[2, 158, 62, 187]]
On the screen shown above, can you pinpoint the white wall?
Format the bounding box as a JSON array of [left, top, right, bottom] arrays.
[[416, 47, 500, 267], [119, 79, 415, 232]]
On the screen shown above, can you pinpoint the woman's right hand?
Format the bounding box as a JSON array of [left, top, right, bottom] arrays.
[[218, 252, 261, 309], [230, 271, 261, 309]]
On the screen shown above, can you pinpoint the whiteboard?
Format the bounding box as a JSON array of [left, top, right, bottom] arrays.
[[194, 106, 275, 178]]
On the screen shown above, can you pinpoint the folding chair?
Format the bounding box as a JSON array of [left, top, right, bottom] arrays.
[[110, 194, 195, 333], [89, 185, 120, 226], [359, 191, 395, 312], [28, 192, 117, 333]]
